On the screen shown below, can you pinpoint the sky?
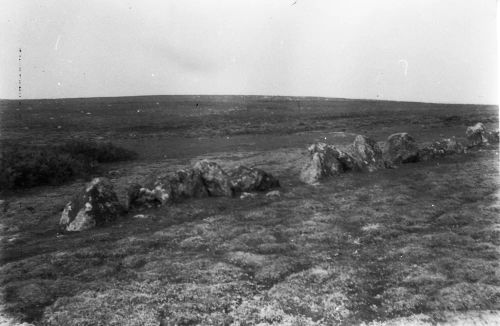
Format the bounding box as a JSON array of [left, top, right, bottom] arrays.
[[0, 0, 497, 104]]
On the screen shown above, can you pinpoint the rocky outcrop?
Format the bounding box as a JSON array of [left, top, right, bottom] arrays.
[[193, 160, 233, 197], [418, 137, 466, 161], [229, 166, 280, 193], [60, 177, 123, 232], [383, 133, 419, 166]]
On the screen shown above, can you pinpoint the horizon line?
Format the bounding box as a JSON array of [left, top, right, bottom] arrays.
[[0, 94, 498, 107]]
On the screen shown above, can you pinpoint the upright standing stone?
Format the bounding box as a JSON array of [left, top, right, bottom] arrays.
[[349, 135, 384, 172], [128, 168, 209, 209], [466, 123, 499, 146], [465, 123, 487, 147], [193, 160, 233, 197], [383, 133, 419, 166], [300, 143, 343, 184], [167, 168, 209, 200], [60, 177, 123, 232]]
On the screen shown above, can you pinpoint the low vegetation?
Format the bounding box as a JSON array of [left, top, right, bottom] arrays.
[[1, 148, 498, 325], [0, 97, 498, 325], [0, 140, 136, 191]]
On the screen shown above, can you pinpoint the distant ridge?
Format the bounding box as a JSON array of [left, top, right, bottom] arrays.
[[0, 94, 497, 107]]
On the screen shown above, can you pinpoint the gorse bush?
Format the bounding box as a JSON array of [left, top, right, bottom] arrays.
[[0, 140, 137, 191], [0, 147, 87, 190], [59, 140, 137, 163]]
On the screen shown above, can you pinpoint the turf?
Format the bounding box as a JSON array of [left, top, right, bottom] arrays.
[[0, 95, 498, 325]]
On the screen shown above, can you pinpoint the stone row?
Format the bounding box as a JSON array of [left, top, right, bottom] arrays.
[[59, 160, 279, 232], [300, 122, 499, 185], [127, 160, 279, 210]]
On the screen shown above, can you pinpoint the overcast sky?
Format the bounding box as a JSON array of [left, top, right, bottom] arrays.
[[0, 0, 497, 104]]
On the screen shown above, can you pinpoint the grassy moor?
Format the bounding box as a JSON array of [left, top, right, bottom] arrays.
[[0, 95, 499, 325]]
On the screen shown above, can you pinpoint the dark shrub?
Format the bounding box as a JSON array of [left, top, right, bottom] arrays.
[[58, 140, 137, 163], [0, 140, 136, 191]]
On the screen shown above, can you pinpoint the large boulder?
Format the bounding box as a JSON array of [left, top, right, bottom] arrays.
[[128, 175, 173, 209], [127, 183, 168, 209], [167, 169, 208, 200], [229, 166, 280, 193], [465, 122, 487, 147], [128, 168, 208, 209], [466, 122, 499, 146], [333, 146, 362, 172], [300, 143, 343, 184], [383, 133, 419, 166], [348, 135, 384, 172], [128, 160, 234, 210], [300, 135, 385, 184], [310, 142, 360, 172], [418, 137, 466, 161], [300, 151, 327, 185], [193, 160, 233, 197], [60, 177, 123, 232]]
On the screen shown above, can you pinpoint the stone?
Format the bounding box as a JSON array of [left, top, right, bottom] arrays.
[[132, 214, 152, 219], [465, 123, 498, 147], [193, 160, 233, 197], [309, 142, 359, 172], [334, 146, 362, 171], [300, 143, 344, 184], [126, 183, 143, 209], [240, 192, 257, 199], [383, 133, 419, 166], [299, 139, 380, 184], [60, 177, 123, 232], [127, 182, 168, 209], [166, 169, 208, 200], [229, 166, 280, 193], [418, 137, 466, 161], [484, 130, 499, 145], [265, 190, 281, 198], [128, 168, 208, 209], [465, 122, 487, 147], [348, 135, 384, 172], [300, 152, 326, 185]]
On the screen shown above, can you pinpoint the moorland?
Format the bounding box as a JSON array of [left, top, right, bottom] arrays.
[[0, 95, 499, 325]]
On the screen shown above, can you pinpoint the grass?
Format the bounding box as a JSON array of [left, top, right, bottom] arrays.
[[0, 96, 498, 325], [0, 148, 498, 325], [1, 96, 497, 162]]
